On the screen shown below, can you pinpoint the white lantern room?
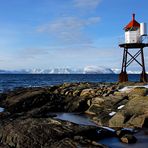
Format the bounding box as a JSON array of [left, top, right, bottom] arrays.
[[124, 14, 147, 44]]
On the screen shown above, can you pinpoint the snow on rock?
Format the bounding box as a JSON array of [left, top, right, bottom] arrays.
[[119, 86, 135, 93], [109, 111, 116, 116], [117, 105, 125, 110], [119, 85, 148, 93]]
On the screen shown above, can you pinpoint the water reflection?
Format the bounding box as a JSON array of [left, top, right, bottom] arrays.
[[55, 113, 148, 148], [55, 113, 97, 126]]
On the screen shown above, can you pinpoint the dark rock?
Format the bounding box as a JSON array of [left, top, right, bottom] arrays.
[[116, 128, 134, 137], [120, 134, 137, 144], [50, 138, 77, 148], [0, 143, 9, 148], [0, 117, 104, 148], [116, 128, 137, 144]]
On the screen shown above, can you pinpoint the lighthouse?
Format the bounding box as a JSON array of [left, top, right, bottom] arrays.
[[119, 14, 148, 82]]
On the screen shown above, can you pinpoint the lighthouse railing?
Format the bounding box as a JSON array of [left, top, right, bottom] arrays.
[[118, 35, 148, 45]]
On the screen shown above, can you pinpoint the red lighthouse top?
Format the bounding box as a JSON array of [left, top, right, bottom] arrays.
[[124, 14, 140, 30]]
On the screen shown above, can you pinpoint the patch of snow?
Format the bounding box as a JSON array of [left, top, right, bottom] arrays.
[[117, 105, 125, 110], [0, 107, 4, 112], [122, 128, 135, 132], [119, 86, 135, 92], [109, 111, 116, 116], [119, 85, 148, 93]]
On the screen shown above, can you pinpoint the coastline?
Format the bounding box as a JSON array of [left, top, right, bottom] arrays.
[[0, 82, 148, 147]]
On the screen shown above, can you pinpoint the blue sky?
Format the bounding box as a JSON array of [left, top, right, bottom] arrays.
[[0, 0, 148, 71]]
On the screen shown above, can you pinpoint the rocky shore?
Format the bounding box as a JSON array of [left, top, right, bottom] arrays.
[[0, 82, 148, 147]]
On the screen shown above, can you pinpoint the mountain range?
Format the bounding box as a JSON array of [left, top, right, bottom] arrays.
[[0, 66, 114, 74], [0, 66, 142, 74]]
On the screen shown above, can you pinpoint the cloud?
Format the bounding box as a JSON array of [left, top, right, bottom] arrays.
[[37, 16, 100, 45], [73, 0, 102, 10], [19, 48, 49, 59]]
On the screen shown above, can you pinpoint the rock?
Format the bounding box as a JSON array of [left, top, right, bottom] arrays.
[[50, 138, 77, 148], [109, 112, 125, 128], [1, 88, 66, 114], [129, 87, 148, 97], [0, 143, 9, 148], [64, 96, 89, 112], [109, 95, 148, 128], [87, 99, 91, 106], [126, 114, 148, 128], [92, 97, 105, 105], [0, 117, 101, 148], [80, 89, 96, 97], [116, 128, 134, 137], [144, 130, 148, 135], [91, 141, 109, 148], [120, 134, 137, 144], [73, 136, 83, 141]]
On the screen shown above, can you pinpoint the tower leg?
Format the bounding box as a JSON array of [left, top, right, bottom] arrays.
[[140, 48, 147, 82], [119, 71, 128, 82], [119, 48, 128, 82], [140, 71, 147, 82]]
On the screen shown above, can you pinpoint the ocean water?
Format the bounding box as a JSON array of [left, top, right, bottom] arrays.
[[0, 74, 140, 93]]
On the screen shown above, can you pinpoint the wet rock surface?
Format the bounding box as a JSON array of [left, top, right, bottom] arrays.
[[0, 117, 110, 148], [0, 82, 148, 147]]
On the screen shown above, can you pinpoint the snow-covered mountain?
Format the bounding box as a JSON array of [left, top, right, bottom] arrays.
[[84, 66, 114, 74], [24, 68, 83, 74], [0, 66, 115, 74]]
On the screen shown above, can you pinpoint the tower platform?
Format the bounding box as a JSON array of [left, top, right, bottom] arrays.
[[119, 43, 148, 49]]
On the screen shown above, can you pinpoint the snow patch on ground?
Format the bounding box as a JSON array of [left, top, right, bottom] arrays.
[[109, 111, 116, 116], [119, 85, 148, 93], [117, 105, 125, 110]]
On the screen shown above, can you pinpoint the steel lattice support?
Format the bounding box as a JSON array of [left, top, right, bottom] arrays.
[[119, 46, 147, 82]]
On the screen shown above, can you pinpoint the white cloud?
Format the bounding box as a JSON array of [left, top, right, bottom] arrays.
[[73, 0, 102, 10], [37, 16, 100, 44], [19, 48, 49, 59]]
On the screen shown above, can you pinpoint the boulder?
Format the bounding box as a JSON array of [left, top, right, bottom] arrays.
[[116, 128, 134, 137], [92, 97, 105, 105], [120, 134, 137, 144], [86, 104, 102, 116], [80, 89, 96, 97], [126, 114, 148, 128], [109, 112, 125, 128], [129, 87, 148, 98], [108, 96, 148, 128]]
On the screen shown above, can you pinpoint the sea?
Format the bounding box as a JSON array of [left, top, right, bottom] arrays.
[[0, 74, 141, 93]]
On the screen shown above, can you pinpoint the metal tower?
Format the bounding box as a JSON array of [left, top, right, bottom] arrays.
[[119, 14, 148, 82]]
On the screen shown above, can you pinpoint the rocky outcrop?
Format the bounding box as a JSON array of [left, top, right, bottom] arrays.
[[0, 117, 111, 148], [0, 82, 148, 147], [109, 95, 148, 128]]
